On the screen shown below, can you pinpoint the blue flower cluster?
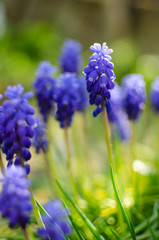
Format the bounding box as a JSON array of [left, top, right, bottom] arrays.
[[76, 76, 88, 112], [37, 200, 72, 240], [54, 73, 79, 128], [33, 61, 57, 122], [0, 84, 35, 170], [122, 74, 146, 121], [83, 43, 115, 117], [59, 39, 83, 73], [150, 77, 159, 112], [108, 85, 131, 141], [32, 116, 48, 153], [0, 166, 32, 229]]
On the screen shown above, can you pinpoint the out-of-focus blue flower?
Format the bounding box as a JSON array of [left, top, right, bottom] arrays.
[[0, 166, 32, 229], [37, 200, 72, 240], [59, 39, 83, 73], [108, 84, 131, 141], [33, 61, 57, 122], [83, 43, 115, 117], [108, 84, 123, 122], [76, 76, 88, 112], [122, 74, 146, 121], [150, 77, 159, 112], [54, 73, 79, 128], [32, 116, 48, 153], [111, 110, 131, 141], [0, 84, 35, 171]]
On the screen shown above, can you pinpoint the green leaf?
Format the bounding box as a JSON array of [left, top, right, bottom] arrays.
[[110, 165, 136, 240], [36, 199, 50, 217], [56, 180, 105, 240]]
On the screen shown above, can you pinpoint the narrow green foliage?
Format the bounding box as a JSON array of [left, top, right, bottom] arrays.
[[36, 199, 50, 217], [56, 180, 105, 240], [110, 165, 136, 240]]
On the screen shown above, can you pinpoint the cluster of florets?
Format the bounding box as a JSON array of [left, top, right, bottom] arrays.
[[54, 73, 79, 128], [150, 77, 159, 112], [76, 76, 88, 112], [37, 200, 72, 240], [122, 74, 146, 121], [83, 43, 115, 117], [32, 116, 48, 153], [0, 166, 32, 229], [0, 84, 35, 171], [33, 61, 57, 122], [59, 39, 83, 73], [108, 84, 131, 141]]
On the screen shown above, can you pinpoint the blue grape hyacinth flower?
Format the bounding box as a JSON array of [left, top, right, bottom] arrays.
[[33, 61, 57, 122], [150, 77, 159, 112], [83, 42, 115, 117], [108, 84, 123, 122], [122, 74, 146, 121], [54, 73, 79, 128], [108, 84, 131, 141], [32, 116, 48, 153], [37, 200, 72, 240], [111, 110, 131, 141], [0, 166, 32, 229], [59, 39, 83, 73], [76, 76, 88, 112], [0, 84, 35, 171]]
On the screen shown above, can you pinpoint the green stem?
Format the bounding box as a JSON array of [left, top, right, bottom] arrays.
[[21, 229, 30, 240], [64, 126, 77, 198], [102, 104, 136, 240], [0, 150, 4, 174]]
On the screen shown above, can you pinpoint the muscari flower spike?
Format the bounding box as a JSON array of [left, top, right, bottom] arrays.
[[37, 200, 72, 240], [83, 42, 115, 117], [150, 77, 159, 112], [108, 84, 131, 141], [54, 73, 79, 128], [0, 166, 32, 229], [32, 116, 48, 153], [0, 84, 35, 173], [111, 110, 131, 141], [59, 39, 83, 74], [76, 76, 88, 112], [33, 61, 57, 122], [122, 74, 146, 121]]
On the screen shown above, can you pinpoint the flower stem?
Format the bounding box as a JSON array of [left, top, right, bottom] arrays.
[[102, 103, 136, 240], [64, 125, 77, 198], [22, 229, 30, 240], [0, 150, 4, 174]]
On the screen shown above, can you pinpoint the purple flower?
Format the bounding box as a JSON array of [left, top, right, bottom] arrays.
[[33, 61, 57, 122], [37, 200, 72, 240], [83, 43, 115, 117], [150, 77, 159, 112], [108, 84, 131, 141], [0, 166, 32, 229], [108, 84, 123, 122], [32, 116, 48, 153], [59, 39, 83, 73], [0, 84, 35, 171], [111, 110, 131, 141], [54, 73, 79, 128], [76, 76, 88, 112], [122, 74, 146, 121]]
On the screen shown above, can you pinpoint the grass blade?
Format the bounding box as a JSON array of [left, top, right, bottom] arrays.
[[110, 165, 136, 240], [36, 199, 50, 217], [56, 180, 105, 240]]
